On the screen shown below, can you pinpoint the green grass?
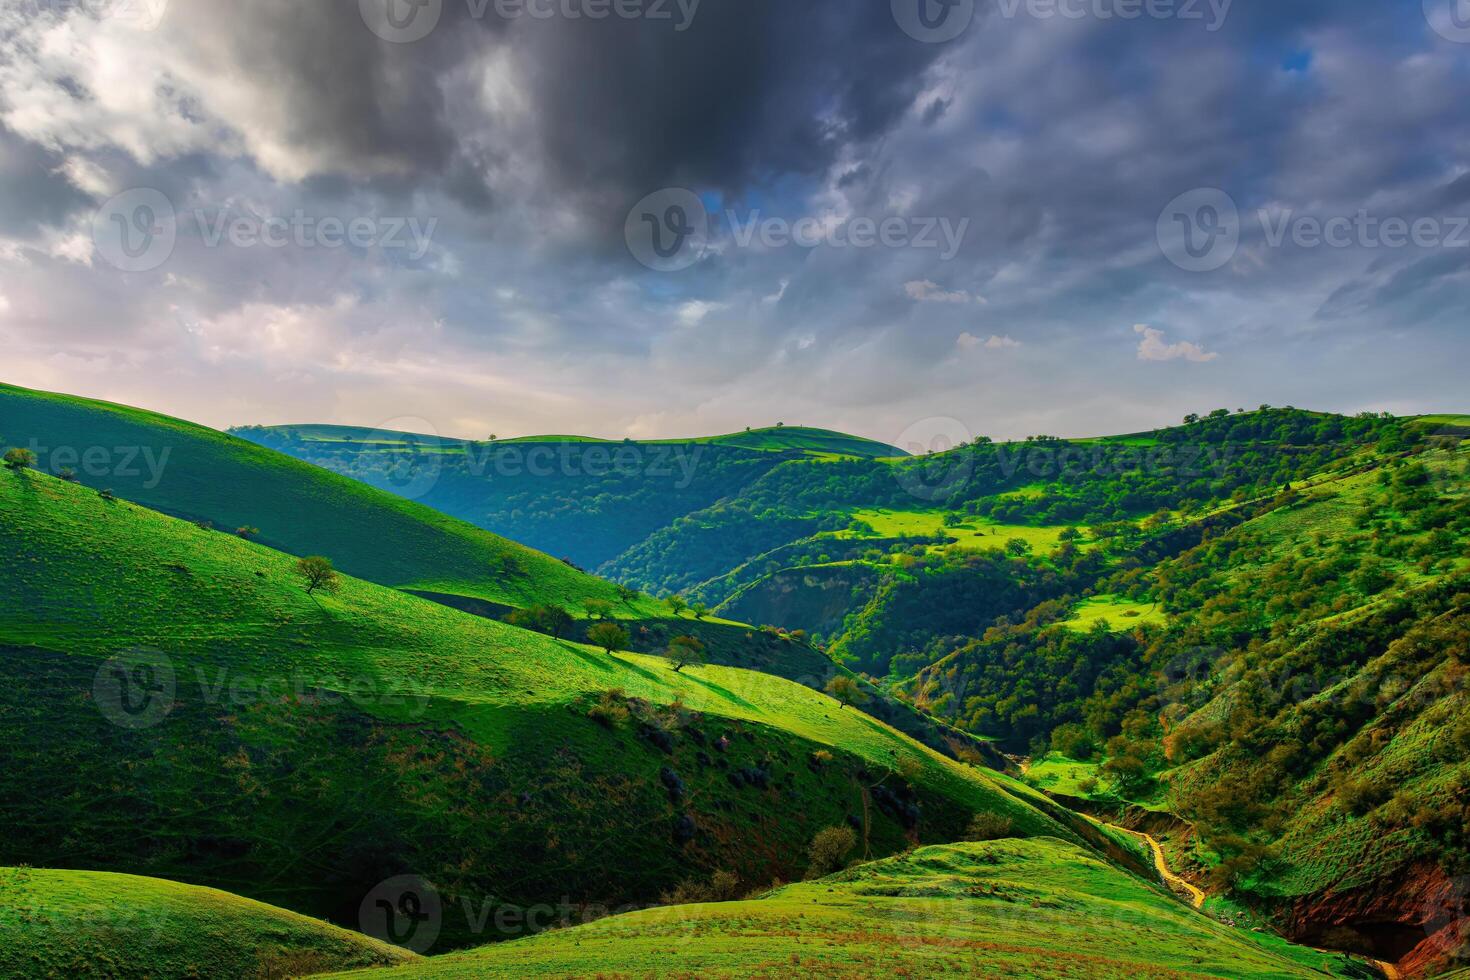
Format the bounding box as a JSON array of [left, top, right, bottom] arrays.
[[1063, 596, 1167, 633], [0, 382, 649, 614], [0, 468, 1096, 949], [0, 866, 414, 979], [319, 839, 1362, 979], [838, 508, 1082, 555]]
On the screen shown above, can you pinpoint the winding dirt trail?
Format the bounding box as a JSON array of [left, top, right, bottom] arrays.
[[1102, 820, 1402, 978]]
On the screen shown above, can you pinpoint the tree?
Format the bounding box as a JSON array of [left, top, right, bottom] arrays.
[[584, 599, 615, 621], [825, 675, 867, 710], [691, 602, 710, 621], [295, 556, 340, 596], [805, 825, 857, 879], [667, 595, 688, 617], [669, 635, 705, 673], [615, 584, 640, 604], [236, 526, 261, 540], [586, 622, 630, 655], [58, 468, 78, 482], [1004, 538, 1032, 557], [508, 604, 574, 640], [3, 448, 35, 471]]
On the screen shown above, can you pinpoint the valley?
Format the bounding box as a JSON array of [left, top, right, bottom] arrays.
[[1, 388, 1466, 977]]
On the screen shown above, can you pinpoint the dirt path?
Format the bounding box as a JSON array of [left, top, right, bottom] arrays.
[[1109, 824, 1205, 909], [1096, 818, 1401, 978]]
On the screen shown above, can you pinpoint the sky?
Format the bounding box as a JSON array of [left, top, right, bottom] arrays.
[[1, 0, 1468, 448]]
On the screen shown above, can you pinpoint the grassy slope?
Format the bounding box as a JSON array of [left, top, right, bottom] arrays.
[[0, 866, 414, 979], [0, 382, 643, 613], [321, 839, 1359, 979], [0, 468, 1093, 947]]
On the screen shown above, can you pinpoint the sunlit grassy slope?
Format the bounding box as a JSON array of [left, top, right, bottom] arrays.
[[0, 866, 415, 979], [321, 839, 1358, 980], [0, 468, 1092, 948], [0, 382, 643, 612]]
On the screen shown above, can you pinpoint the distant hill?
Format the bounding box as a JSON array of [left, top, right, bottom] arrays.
[[0, 866, 415, 979], [321, 839, 1360, 979], [238, 423, 908, 459]]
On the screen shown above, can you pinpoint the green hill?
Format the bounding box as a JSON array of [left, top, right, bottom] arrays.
[[0, 382, 643, 614], [0, 467, 1101, 952], [226, 424, 904, 572], [320, 839, 1364, 979], [0, 866, 414, 979]]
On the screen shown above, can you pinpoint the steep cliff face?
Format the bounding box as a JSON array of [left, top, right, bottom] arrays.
[[1283, 861, 1468, 975]]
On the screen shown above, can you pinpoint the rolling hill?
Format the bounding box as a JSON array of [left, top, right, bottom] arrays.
[[0, 382, 642, 614], [321, 839, 1367, 979], [0, 465, 1109, 954], [0, 866, 415, 979]]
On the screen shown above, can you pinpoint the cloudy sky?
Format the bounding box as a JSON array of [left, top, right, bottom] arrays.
[[1, 0, 1468, 446]]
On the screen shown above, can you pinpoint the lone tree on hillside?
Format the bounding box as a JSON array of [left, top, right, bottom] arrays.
[[295, 556, 340, 596], [691, 602, 710, 621], [669, 635, 705, 673], [825, 675, 867, 710], [667, 595, 688, 617], [584, 599, 615, 621], [587, 622, 630, 656], [3, 448, 36, 471]]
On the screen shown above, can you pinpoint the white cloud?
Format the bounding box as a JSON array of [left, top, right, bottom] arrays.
[[677, 300, 726, 326], [1134, 324, 1218, 363], [957, 332, 1021, 351], [906, 280, 972, 304]]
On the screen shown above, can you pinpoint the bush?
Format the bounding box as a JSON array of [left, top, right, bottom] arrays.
[[3, 448, 35, 471], [587, 689, 630, 728], [660, 869, 741, 905], [805, 825, 857, 879], [965, 812, 1017, 842]]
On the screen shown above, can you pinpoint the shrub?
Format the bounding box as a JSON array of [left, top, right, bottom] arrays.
[[587, 689, 630, 728], [660, 869, 741, 905], [805, 825, 857, 879], [965, 812, 1016, 842], [3, 448, 35, 471]]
